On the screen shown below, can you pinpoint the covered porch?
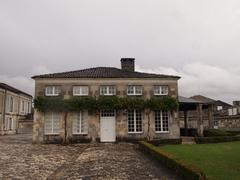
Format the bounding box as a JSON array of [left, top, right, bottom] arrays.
[[178, 96, 214, 137]]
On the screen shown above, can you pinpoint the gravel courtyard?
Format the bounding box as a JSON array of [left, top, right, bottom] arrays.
[[0, 134, 180, 180]]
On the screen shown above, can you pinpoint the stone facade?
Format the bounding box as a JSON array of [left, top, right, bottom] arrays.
[[33, 78, 180, 144], [0, 85, 32, 135]]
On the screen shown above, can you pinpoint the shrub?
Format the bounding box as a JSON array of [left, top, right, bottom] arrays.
[[139, 141, 206, 180], [203, 129, 232, 137], [148, 139, 182, 146], [195, 136, 240, 144]]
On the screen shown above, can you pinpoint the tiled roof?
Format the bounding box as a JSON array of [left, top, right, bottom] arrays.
[[0, 83, 32, 98], [32, 67, 180, 79], [178, 96, 203, 104], [191, 95, 215, 104]]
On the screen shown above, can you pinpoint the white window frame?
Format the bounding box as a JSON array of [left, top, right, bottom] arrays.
[[127, 110, 143, 134], [45, 86, 60, 96], [72, 111, 88, 135], [73, 86, 89, 96], [127, 85, 143, 96], [21, 100, 24, 113], [100, 85, 116, 96], [9, 97, 14, 112], [155, 110, 169, 133], [44, 112, 60, 135], [217, 106, 223, 111], [154, 85, 169, 96]]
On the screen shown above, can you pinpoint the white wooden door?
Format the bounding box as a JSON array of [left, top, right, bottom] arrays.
[[100, 110, 116, 142]]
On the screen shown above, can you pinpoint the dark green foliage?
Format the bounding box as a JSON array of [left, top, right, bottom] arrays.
[[146, 96, 179, 110], [203, 129, 233, 137], [195, 136, 240, 144], [34, 96, 178, 112], [148, 139, 182, 146], [139, 141, 206, 180]]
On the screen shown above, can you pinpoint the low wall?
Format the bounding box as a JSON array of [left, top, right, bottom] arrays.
[[216, 115, 240, 131]]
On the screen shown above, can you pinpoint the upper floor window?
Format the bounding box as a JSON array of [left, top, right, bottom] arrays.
[[217, 106, 223, 111], [45, 86, 60, 96], [21, 100, 24, 113], [127, 85, 143, 96], [100, 85, 116, 96], [154, 85, 168, 95], [9, 97, 14, 112], [73, 86, 89, 96]]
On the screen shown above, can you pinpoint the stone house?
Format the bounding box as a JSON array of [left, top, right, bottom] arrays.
[[32, 58, 181, 143], [0, 83, 32, 135]]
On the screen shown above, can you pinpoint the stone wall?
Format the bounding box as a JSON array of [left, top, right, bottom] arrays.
[[33, 109, 180, 144], [216, 115, 240, 131], [33, 78, 180, 143]]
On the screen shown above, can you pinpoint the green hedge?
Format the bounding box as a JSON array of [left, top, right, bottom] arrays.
[[139, 141, 206, 180], [148, 139, 182, 146], [195, 136, 240, 144], [34, 96, 178, 112], [203, 129, 233, 137]]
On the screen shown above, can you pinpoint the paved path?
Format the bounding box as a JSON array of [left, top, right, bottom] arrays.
[[0, 134, 181, 180]]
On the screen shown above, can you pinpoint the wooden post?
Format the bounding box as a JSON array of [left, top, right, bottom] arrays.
[[197, 104, 204, 136], [184, 110, 188, 136], [208, 104, 214, 128]]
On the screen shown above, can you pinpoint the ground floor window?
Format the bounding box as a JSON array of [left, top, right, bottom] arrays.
[[128, 110, 143, 133], [72, 111, 88, 134], [44, 112, 60, 135], [155, 110, 169, 133], [4, 117, 14, 130]]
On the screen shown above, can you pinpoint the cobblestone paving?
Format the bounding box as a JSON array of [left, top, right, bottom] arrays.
[[0, 134, 180, 180], [57, 143, 181, 180], [0, 134, 88, 180]]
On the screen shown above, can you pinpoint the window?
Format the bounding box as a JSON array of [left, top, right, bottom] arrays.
[[217, 106, 223, 111], [27, 102, 31, 113], [9, 97, 14, 112], [100, 110, 115, 117], [44, 112, 60, 135], [127, 85, 143, 95], [100, 86, 116, 96], [21, 100, 24, 113], [72, 111, 88, 134], [154, 85, 169, 95], [45, 86, 60, 96], [73, 86, 89, 96], [128, 110, 143, 133], [5, 117, 13, 130], [155, 110, 169, 133]]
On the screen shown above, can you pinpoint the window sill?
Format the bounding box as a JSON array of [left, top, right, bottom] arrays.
[[72, 133, 88, 135], [155, 131, 169, 134], [128, 132, 143, 134], [154, 94, 168, 96]]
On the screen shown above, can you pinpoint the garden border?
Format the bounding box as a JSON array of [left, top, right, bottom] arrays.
[[139, 141, 206, 180]]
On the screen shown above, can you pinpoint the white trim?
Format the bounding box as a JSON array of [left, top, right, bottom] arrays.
[[73, 86, 89, 96], [127, 85, 143, 96], [100, 85, 116, 96], [127, 109, 143, 133], [153, 85, 169, 96], [45, 86, 60, 96], [155, 110, 169, 133]]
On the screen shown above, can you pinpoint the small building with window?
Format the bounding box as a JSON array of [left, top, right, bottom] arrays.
[[32, 58, 180, 143], [0, 83, 32, 135]]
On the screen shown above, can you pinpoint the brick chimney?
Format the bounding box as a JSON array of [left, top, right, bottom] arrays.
[[121, 58, 135, 72]]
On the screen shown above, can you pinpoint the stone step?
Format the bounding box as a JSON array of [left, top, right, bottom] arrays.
[[181, 137, 196, 145]]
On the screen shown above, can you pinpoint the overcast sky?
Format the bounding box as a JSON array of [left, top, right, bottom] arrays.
[[0, 0, 240, 103]]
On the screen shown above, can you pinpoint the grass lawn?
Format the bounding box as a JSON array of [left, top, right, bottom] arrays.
[[159, 141, 240, 180]]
